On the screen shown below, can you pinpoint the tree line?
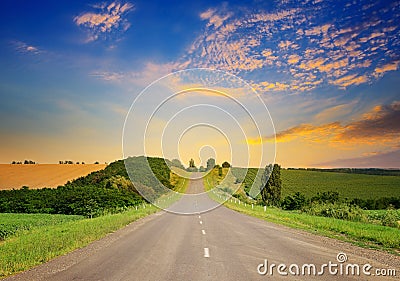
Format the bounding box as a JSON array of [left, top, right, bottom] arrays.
[[287, 167, 400, 176], [10, 160, 104, 164], [11, 160, 36, 164], [180, 158, 231, 172]]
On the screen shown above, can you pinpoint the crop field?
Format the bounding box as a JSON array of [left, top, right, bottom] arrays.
[[281, 169, 400, 199], [0, 164, 107, 190], [232, 167, 400, 200]]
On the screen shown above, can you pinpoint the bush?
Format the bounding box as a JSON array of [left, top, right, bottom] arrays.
[[303, 202, 367, 222], [381, 208, 400, 228], [282, 192, 308, 210], [311, 191, 339, 204], [350, 197, 400, 210]]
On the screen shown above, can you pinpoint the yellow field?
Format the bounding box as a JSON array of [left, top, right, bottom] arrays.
[[0, 164, 107, 190]]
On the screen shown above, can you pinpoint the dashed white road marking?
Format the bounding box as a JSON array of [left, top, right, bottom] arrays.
[[198, 215, 201, 219], [204, 247, 210, 258], [199, 221, 203, 225], [202, 229, 206, 235]]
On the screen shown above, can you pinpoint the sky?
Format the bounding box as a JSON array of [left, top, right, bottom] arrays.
[[0, 0, 399, 168]]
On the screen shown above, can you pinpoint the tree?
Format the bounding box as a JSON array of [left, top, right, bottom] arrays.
[[260, 164, 282, 206], [222, 161, 231, 168], [189, 158, 195, 168], [206, 158, 215, 171], [199, 166, 206, 172], [171, 159, 185, 169]]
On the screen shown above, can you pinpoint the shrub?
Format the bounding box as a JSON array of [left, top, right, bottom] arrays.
[[304, 202, 367, 222], [310, 191, 339, 204], [381, 207, 400, 228], [281, 192, 308, 210]]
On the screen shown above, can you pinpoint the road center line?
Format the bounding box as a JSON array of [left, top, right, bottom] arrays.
[[202, 229, 206, 235], [204, 247, 210, 258], [198, 215, 201, 219], [199, 220, 203, 225]]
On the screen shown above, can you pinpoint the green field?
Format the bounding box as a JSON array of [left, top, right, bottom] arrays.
[[206, 168, 400, 253], [0, 206, 158, 278], [0, 213, 83, 240], [281, 169, 400, 199], [232, 168, 400, 200]]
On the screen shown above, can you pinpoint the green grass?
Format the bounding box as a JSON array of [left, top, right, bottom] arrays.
[[0, 206, 158, 278], [224, 201, 400, 252], [281, 170, 400, 199], [204, 171, 400, 254], [365, 209, 400, 220], [232, 168, 400, 200], [0, 213, 83, 240]]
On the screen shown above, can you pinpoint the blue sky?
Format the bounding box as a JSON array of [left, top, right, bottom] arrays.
[[0, 0, 399, 167]]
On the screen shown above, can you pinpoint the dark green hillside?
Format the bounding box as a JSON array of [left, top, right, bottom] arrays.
[[0, 157, 174, 217]]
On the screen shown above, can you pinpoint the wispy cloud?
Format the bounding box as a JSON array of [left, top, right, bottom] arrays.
[[12, 40, 41, 55], [338, 101, 400, 142], [74, 1, 134, 43], [174, 0, 400, 93], [248, 101, 400, 145], [200, 8, 232, 29], [91, 62, 176, 85]]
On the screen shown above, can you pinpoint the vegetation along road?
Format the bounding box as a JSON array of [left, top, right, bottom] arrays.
[[5, 173, 399, 281]]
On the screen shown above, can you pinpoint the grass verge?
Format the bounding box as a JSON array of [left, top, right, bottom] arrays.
[[204, 172, 400, 255], [0, 213, 83, 240], [0, 206, 158, 278]]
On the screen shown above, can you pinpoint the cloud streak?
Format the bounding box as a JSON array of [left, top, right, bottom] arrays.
[[12, 40, 41, 55], [248, 101, 400, 145]]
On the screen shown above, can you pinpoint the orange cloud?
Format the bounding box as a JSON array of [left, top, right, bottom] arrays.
[[287, 54, 301, 64], [329, 74, 368, 88], [247, 122, 342, 144], [304, 24, 331, 36], [256, 81, 290, 92], [278, 40, 297, 50], [338, 101, 400, 142], [299, 57, 326, 70], [374, 61, 399, 76], [248, 101, 400, 145], [318, 58, 348, 73]]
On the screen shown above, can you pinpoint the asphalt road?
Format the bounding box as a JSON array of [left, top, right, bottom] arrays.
[[6, 175, 399, 281]]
